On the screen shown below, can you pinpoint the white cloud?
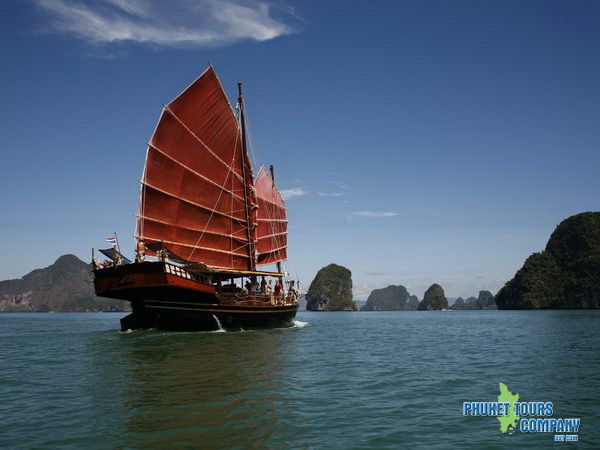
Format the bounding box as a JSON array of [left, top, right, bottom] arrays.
[[317, 192, 346, 197], [280, 187, 307, 200], [35, 0, 295, 47], [328, 180, 351, 190], [349, 211, 397, 218]]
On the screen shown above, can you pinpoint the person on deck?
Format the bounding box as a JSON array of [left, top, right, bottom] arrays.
[[249, 277, 259, 293], [260, 277, 267, 293], [135, 241, 146, 262]]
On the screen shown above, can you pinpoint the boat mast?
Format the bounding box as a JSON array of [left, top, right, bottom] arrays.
[[237, 82, 256, 272], [270, 164, 283, 275]]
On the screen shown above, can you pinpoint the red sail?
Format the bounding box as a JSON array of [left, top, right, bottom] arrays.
[[254, 167, 288, 265], [137, 66, 257, 269]]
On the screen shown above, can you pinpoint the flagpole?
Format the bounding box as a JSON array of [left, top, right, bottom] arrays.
[[114, 232, 121, 255]]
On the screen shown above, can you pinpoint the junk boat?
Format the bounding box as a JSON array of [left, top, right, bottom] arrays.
[[92, 66, 298, 331]]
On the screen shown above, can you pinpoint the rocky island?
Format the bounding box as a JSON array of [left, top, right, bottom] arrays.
[[0, 254, 129, 312], [496, 212, 600, 309], [360, 285, 419, 311], [451, 290, 497, 310], [306, 263, 356, 311], [418, 283, 448, 310]]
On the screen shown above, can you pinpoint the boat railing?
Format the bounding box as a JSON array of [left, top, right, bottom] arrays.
[[218, 291, 298, 307]]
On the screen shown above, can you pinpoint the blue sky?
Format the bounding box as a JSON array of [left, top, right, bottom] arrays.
[[1, 0, 599, 299]]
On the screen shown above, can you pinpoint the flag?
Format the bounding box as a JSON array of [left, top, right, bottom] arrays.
[[105, 236, 117, 247]]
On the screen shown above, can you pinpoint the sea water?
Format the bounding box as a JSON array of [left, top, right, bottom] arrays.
[[1, 311, 599, 448]]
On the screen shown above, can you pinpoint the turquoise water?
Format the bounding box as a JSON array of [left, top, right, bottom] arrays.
[[1, 311, 598, 448]]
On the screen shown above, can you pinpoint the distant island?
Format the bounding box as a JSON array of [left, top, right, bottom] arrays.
[[496, 212, 600, 309], [356, 283, 498, 311], [360, 285, 418, 311], [418, 283, 448, 311], [302, 264, 499, 312], [451, 291, 497, 310], [306, 263, 356, 311], [0, 255, 129, 312]]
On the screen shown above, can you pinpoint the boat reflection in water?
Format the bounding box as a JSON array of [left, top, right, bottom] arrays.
[[118, 328, 303, 447]]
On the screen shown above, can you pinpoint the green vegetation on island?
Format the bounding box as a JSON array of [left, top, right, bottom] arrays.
[[306, 263, 356, 311], [360, 285, 419, 311], [496, 212, 600, 309], [418, 283, 448, 310], [0, 255, 129, 312]]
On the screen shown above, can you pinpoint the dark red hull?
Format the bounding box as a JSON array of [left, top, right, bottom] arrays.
[[94, 262, 298, 331]]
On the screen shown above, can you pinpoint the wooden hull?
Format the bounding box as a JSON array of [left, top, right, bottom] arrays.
[[94, 262, 298, 332], [121, 301, 298, 332]]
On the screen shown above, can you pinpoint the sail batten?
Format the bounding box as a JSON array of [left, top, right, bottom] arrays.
[[257, 218, 288, 223], [137, 66, 258, 269]]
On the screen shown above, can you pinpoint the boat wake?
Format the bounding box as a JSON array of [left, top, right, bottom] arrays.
[[207, 319, 309, 333], [118, 319, 308, 335], [212, 315, 226, 332]]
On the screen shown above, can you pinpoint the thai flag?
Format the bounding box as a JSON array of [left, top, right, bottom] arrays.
[[105, 236, 117, 247]]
